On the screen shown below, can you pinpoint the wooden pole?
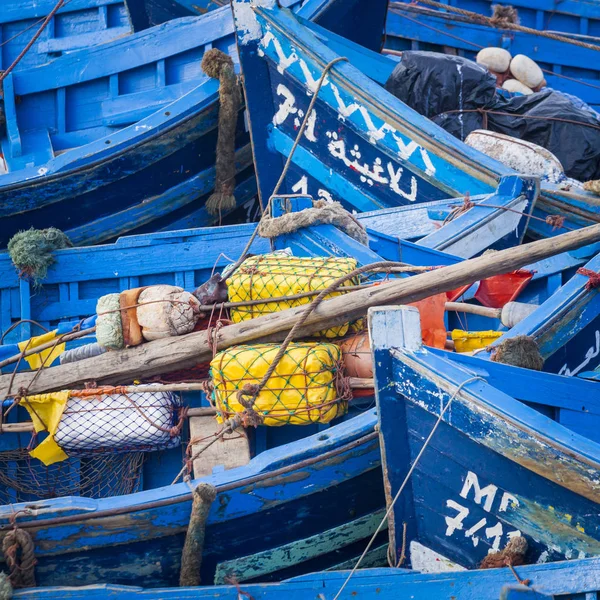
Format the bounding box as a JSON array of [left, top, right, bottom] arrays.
[[445, 302, 502, 319], [1, 224, 599, 398], [179, 483, 217, 586]]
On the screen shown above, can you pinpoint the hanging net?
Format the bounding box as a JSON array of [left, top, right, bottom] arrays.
[[0, 449, 144, 503], [226, 254, 362, 338], [210, 342, 349, 426]]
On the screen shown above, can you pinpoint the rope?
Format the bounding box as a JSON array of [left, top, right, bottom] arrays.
[[331, 375, 485, 600], [394, 0, 600, 51], [384, 10, 600, 92], [0, 319, 50, 345], [2, 522, 36, 588], [201, 49, 242, 217], [226, 56, 349, 277], [0, 0, 65, 85], [445, 197, 573, 231], [577, 267, 600, 290], [170, 415, 242, 485], [235, 261, 433, 422]]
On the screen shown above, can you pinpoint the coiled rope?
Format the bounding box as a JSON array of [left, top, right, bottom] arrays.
[[2, 518, 36, 589]]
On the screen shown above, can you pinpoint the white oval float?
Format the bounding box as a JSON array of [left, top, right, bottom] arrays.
[[510, 54, 544, 88], [502, 78, 534, 95], [476, 47, 512, 73], [465, 130, 563, 179]]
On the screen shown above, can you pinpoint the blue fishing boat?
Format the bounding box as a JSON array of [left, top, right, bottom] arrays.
[[392, 0, 600, 37], [372, 304, 600, 570], [232, 0, 600, 242], [0, 0, 388, 249], [385, 2, 600, 110], [10, 557, 600, 598], [480, 251, 600, 376], [131, 0, 388, 52], [0, 0, 133, 71], [0, 186, 545, 587]]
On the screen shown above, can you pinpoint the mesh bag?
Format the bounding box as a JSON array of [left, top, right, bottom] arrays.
[[226, 255, 361, 338], [0, 449, 144, 503], [20, 389, 184, 466], [54, 391, 184, 455], [211, 342, 348, 426]]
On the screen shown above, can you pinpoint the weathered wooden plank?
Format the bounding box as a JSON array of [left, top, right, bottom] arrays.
[[190, 416, 251, 479], [213, 509, 387, 584]]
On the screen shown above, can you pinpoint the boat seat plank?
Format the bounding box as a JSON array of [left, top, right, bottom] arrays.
[[100, 80, 201, 127], [190, 415, 251, 479], [38, 26, 131, 54]]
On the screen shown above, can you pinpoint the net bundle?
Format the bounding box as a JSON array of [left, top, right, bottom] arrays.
[[0, 449, 144, 503], [210, 342, 349, 426], [226, 254, 362, 338]]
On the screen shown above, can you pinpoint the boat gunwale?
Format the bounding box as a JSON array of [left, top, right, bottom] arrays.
[[0, 426, 379, 532]]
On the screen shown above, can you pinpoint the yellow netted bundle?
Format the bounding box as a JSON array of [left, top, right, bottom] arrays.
[[227, 254, 360, 338], [210, 342, 348, 426], [452, 329, 503, 353]]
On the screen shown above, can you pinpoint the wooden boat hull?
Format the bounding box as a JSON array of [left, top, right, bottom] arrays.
[[0, 0, 388, 248], [11, 557, 600, 598], [372, 305, 600, 569], [0, 412, 384, 587], [132, 0, 388, 52], [232, 0, 600, 239], [0, 0, 132, 71], [0, 91, 254, 247]]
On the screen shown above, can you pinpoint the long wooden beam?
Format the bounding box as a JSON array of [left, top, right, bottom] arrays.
[[2, 224, 599, 398]]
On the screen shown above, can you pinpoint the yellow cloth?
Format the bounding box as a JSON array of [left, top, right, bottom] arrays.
[[452, 329, 503, 353], [227, 255, 360, 338], [211, 342, 346, 426], [18, 330, 66, 370], [21, 391, 70, 465]]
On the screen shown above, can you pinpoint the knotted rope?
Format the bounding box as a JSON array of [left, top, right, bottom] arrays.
[[2, 523, 36, 589], [489, 335, 544, 370], [396, 0, 600, 51], [489, 4, 519, 28], [201, 49, 242, 217], [258, 200, 369, 245], [577, 268, 600, 290]]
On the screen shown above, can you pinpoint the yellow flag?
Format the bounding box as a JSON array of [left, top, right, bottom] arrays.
[[21, 391, 70, 465], [18, 330, 66, 370]]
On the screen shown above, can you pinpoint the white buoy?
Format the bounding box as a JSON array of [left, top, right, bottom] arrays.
[[509, 54, 544, 88], [465, 130, 564, 179], [476, 47, 512, 73], [502, 78, 534, 95], [136, 285, 200, 341]]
